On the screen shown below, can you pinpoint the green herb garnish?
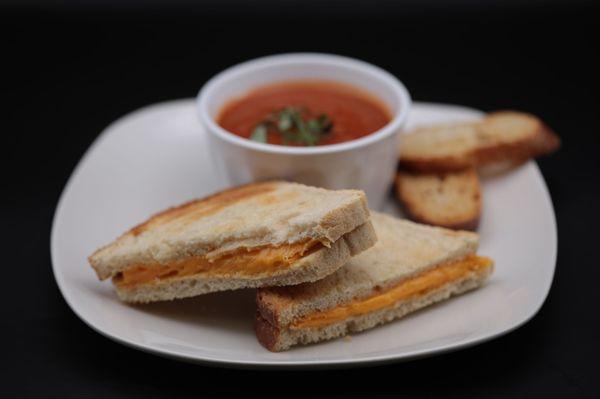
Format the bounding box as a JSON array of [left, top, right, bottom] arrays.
[[249, 107, 333, 146], [250, 124, 267, 143]]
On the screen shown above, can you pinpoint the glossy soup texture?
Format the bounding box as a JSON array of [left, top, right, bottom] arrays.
[[217, 81, 392, 146]]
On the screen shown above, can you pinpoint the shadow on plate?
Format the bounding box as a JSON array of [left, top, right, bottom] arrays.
[[125, 289, 257, 331]]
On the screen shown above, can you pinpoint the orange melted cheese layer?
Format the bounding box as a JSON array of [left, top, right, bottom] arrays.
[[114, 241, 321, 288], [291, 255, 492, 329]]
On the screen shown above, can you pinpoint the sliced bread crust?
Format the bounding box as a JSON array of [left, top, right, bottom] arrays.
[[256, 262, 492, 351], [89, 181, 371, 280], [399, 111, 560, 173], [395, 168, 481, 230], [116, 220, 377, 303]]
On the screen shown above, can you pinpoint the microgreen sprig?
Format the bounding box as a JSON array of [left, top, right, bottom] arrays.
[[250, 107, 333, 146]]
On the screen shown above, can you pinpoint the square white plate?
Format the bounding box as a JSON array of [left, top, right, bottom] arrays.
[[51, 100, 557, 367]]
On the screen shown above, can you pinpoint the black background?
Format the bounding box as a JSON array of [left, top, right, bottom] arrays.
[[3, 0, 600, 397]]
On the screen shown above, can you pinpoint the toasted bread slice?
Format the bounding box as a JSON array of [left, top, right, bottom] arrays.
[[88, 181, 377, 303], [399, 111, 560, 173], [396, 168, 481, 230], [255, 212, 493, 351]]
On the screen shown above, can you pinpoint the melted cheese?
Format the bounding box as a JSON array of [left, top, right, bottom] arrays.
[[114, 241, 320, 288], [291, 255, 492, 329]]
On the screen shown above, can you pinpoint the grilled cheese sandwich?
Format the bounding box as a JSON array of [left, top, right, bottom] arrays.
[[255, 212, 493, 351], [88, 181, 377, 303]]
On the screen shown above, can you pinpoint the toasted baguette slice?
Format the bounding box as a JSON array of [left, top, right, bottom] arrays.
[[88, 181, 377, 303], [396, 168, 481, 230], [399, 111, 560, 173], [255, 212, 493, 351]]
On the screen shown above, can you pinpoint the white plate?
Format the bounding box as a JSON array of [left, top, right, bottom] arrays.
[[51, 100, 557, 368]]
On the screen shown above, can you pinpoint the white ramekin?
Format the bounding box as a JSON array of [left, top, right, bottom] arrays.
[[197, 53, 411, 209]]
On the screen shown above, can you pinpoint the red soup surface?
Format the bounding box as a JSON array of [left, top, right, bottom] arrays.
[[217, 80, 392, 146]]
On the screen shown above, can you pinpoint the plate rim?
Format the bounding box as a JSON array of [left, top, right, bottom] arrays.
[[50, 100, 558, 368]]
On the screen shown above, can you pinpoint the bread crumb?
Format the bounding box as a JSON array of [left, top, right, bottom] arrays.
[[343, 335, 352, 342]]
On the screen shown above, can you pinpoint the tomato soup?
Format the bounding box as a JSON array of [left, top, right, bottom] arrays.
[[217, 81, 392, 146]]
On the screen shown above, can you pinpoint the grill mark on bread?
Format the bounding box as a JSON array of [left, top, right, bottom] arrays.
[[129, 182, 277, 236]]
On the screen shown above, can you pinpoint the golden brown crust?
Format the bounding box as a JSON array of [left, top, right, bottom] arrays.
[[255, 272, 330, 326], [256, 290, 281, 327], [254, 313, 281, 351]]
